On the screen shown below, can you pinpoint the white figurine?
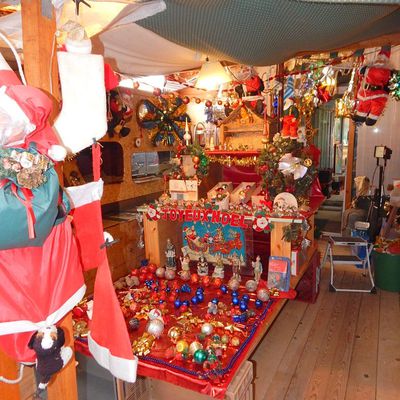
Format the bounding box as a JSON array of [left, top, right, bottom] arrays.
[[180, 253, 190, 272], [165, 239, 176, 270], [212, 254, 225, 279], [252, 255, 263, 283], [197, 254, 209, 276], [230, 253, 241, 281]]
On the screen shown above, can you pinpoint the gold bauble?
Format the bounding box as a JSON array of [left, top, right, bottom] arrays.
[[168, 326, 182, 343], [192, 156, 200, 164], [304, 158, 312, 167], [176, 340, 189, 353]]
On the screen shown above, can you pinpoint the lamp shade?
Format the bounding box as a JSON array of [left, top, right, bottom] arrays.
[[195, 60, 231, 90]]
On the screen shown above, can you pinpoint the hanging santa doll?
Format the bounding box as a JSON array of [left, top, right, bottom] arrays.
[[352, 47, 392, 126]]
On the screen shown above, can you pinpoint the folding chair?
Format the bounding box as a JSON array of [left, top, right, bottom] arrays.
[[323, 236, 376, 294]]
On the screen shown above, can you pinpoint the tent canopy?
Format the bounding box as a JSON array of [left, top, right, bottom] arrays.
[[136, 0, 400, 66]]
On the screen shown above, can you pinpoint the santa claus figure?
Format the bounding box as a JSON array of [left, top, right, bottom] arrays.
[[353, 48, 392, 126]]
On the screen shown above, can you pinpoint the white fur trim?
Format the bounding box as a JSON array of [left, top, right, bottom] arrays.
[[357, 92, 389, 101], [61, 346, 73, 366], [0, 285, 86, 336], [355, 111, 368, 117], [88, 333, 138, 383], [65, 180, 104, 208]]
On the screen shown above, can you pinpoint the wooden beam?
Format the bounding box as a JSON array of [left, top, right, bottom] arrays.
[[0, 348, 20, 400], [20, 0, 60, 102], [17, 2, 77, 400]]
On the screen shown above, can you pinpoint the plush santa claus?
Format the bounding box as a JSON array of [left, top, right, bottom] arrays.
[[353, 48, 392, 126]]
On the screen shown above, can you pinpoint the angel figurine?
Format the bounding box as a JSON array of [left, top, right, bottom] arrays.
[[212, 254, 225, 279], [197, 253, 209, 276], [252, 255, 263, 283], [230, 253, 241, 281]]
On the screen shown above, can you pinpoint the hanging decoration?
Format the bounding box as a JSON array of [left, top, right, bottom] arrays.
[[389, 70, 400, 101], [137, 94, 190, 146], [207, 155, 258, 167], [257, 134, 318, 202]]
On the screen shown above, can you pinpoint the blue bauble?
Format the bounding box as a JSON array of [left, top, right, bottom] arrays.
[[239, 301, 248, 312], [182, 300, 190, 307], [242, 294, 250, 303], [153, 287, 159, 292], [232, 297, 240, 306], [165, 287, 171, 293], [255, 299, 263, 309], [233, 314, 241, 323], [174, 299, 182, 309], [191, 296, 199, 305], [231, 291, 239, 297], [175, 288, 180, 293], [211, 298, 219, 304], [196, 287, 204, 293], [196, 294, 204, 303], [220, 285, 228, 294], [158, 299, 165, 304]]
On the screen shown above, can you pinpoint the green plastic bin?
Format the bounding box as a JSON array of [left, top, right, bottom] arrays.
[[372, 251, 400, 292]]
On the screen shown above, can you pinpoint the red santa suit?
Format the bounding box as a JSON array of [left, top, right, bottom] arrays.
[[353, 49, 392, 126]]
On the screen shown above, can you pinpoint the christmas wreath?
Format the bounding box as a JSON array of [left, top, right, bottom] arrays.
[[137, 94, 190, 146], [257, 134, 318, 201]]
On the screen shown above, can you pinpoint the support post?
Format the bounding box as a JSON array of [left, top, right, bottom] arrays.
[[0, 349, 21, 400], [344, 120, 356, 210]]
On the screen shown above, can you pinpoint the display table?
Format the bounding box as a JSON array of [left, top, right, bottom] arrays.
[[74, 248, 316, 399]]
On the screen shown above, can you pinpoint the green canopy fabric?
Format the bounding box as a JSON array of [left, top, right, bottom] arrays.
[[138, 0, 400, 65]]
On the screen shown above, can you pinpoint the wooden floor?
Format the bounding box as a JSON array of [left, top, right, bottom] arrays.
[[251, 239, 400, 400]]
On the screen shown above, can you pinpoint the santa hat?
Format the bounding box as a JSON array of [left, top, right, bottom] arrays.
[[377, 46, 391, 61], [88, 257, 138, 383]]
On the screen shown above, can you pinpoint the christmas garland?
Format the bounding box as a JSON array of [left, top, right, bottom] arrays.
[[257, 134, 318, 201], [389, 70, 400, 101]]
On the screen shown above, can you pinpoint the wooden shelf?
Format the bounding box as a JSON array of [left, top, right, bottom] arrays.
[[206, 150, 261, 157]]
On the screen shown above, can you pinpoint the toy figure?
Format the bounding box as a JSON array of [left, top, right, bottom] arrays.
[[353, 48, 392, 126], [230, 253, 241, 281], [281, 98, 299, 139], [180, 253, 190, 272], [197, 253, 209, 276], [28, 326, 73, 395], [165, 238, 176, 270], [212, 254, 225, 279], [207, 301, 218, 315], [252, 255, 263, 283]]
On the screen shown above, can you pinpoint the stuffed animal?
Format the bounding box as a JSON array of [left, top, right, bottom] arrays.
[[353, 48, 392, 126], [28, 326, 73, 394]]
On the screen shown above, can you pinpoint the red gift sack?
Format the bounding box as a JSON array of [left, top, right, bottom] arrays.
[[0, 219, 85, 361], [66, 144, 106, 271]]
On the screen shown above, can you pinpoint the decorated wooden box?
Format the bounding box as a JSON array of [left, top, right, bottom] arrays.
[[230, 182, 257, 205], [169, 179, 198, 201], [251, 185, 267, 207], [207, 181, 233, 210]]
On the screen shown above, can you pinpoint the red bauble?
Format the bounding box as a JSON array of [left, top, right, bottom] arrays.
[[182, 96, 190, 104], [131, 268, 139, 276], [159, 293, 167, 301], [202, 276, 211, 287], [180, 305, 188, 313], [216, 289, 223, 297], [205, 100, 212, 108], [191, 273, 199, 284], [168, 295, 176, 303], [146, 273, 154, 281], [159, 303, 167, 310], [141, 266, 148, 274], [153, 88, 162, 96], [213, 278, 222, 287], [204, 313, 212, 321], [72, 307, 86, 318], [138, 274, 146, 283], [193, 164, 199, 170], [148, 264, 157, 273]]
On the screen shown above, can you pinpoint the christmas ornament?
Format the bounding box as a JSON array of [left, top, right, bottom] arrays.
[[128, 318, 140, 332], [221, 335, 230, 345], [146, 318, 164, 338], [257, 288, 270, 302], [389, 70, 400, 101], [176, 340, 189, 353], [245, 280, 257, 292], [189, 341, 203, 355], [231, 336, 240, 347], [201, 323, 214, 336], [168, 326, 182, 343], [255, 299, 263, 309], [228, 277, 240, 291], [165, 269, 176, 280], [193, 349, 208, 364], [155, 266, 166, 278]]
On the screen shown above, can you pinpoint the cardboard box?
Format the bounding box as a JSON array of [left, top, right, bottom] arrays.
[[230, 182, 256, 205], [169, 179, 198, 201]]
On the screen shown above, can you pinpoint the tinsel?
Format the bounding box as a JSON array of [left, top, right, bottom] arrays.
[[138, 95, 190, 146], [257, 134, 317, 200], [389, 70, 400, 101], [208, 155, 257, 167]]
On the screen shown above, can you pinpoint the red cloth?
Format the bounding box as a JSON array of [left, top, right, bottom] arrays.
[[104, 63, 119, 91], [0, 220, 85, 362]]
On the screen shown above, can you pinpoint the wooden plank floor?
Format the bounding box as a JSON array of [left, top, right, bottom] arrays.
[[251, 239, 400, 400]]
